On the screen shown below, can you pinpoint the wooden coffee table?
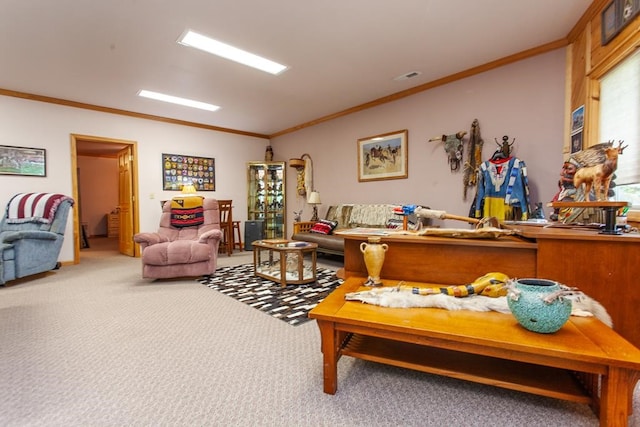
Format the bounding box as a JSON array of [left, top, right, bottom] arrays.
[[252, 239, 318, 287], [309, 277, 640, 426]]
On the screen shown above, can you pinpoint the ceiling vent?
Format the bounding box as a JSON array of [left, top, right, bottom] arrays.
[[393, 71, 422, 81]]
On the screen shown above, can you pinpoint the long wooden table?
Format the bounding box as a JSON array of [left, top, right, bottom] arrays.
[[341, 230, 640, 349], [309, 276, 640, 426]]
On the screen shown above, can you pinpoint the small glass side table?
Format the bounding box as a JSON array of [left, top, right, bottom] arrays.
[[252, 239, 318, 287]]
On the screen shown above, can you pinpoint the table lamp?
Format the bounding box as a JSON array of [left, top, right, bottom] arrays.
[[308, 191, 321, 221], [181, 182, 197, 196]]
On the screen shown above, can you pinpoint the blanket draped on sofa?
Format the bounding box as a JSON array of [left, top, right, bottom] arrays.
[[292, 204, 428, 256]]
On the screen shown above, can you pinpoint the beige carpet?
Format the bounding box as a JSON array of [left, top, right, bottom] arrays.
[[0, 237, 635, 426]]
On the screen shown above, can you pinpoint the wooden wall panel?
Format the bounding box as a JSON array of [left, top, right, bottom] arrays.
[[590, 11, 640, 74], [568, 1, 640, 151], [571, 29, 588, 111]]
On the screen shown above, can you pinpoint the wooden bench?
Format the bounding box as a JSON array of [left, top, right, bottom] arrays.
[[309, 276, 640, 426]]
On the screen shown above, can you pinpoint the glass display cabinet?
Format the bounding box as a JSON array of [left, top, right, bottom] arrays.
[[247, 161, 286, 239]]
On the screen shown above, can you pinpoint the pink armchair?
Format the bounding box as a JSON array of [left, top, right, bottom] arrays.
[[134, 198, 223, 279]]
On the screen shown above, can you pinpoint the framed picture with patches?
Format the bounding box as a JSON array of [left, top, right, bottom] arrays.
[[357, 130, 408, 182], [162, 153, 215, 191]]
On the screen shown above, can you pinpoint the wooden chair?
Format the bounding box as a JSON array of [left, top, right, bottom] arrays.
[[232, 220, 243, 251], [217, 199, 233, 256]]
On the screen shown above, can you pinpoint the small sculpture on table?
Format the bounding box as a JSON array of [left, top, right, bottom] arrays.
[[550, 140, 630, 234], [573, 140, 627, 201]]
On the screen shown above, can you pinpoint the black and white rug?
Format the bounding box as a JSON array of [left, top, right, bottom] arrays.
[[198, 264, 342, 326]]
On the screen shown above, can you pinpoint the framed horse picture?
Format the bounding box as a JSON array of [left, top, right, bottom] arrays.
[[357, 130, 408, 182]]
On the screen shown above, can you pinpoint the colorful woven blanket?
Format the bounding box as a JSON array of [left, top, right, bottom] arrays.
[[5, 193, 74, 224], [170, 196, 204, 227]]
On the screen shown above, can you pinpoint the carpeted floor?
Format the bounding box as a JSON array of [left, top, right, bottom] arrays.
[[1, 238, 635, 425], [198, 264, 342, 325]]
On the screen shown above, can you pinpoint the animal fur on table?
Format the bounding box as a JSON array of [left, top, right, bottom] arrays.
[[414, 226, 514, 239], [345, 284, 613, 327]]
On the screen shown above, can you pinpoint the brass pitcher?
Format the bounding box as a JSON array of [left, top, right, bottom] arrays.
[[360, 236, 388, 286]]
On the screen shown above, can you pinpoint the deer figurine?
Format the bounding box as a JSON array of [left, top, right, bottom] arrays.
[[573, 140, 627, 201]]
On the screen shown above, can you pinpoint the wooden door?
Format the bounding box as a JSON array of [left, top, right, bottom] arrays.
[[118, 146, 135, 256]]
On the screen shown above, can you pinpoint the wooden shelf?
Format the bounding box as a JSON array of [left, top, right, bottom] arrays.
[[342, 334, 592, 404], [548, 201, 629, 234], [547, 201, 628, 208]]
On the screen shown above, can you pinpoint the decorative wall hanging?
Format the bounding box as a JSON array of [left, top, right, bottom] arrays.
[[429, 131, 467, 172], [162, 153, 215, 191], [462, 119, 484, 201], [0, 145, 46, 177], [289, 153, 313, 197], [357, 130, 408, 182]]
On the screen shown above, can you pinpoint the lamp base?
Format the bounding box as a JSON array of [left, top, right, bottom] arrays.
[[310, 206, 319, 222]]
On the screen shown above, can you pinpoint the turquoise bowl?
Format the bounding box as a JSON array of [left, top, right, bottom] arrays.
[[507, 278, 572, 334]]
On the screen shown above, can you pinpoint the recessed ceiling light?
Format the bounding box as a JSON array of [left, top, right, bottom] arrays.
[[178, 30, 288, 75], [138, 90, 220, 112]]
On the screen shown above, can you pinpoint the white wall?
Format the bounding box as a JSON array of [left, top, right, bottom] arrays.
[[273, 49, 567, 229], [0, 47, 567, 263], [0, 96, 267, 262]]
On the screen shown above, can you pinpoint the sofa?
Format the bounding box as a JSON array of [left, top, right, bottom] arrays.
[[291, 204, 428, 256]]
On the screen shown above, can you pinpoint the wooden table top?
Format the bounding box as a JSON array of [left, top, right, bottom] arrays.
[[309, 277, 640, 371]]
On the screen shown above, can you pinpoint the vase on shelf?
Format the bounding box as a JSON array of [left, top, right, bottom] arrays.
[[506, 278, 572, 333], [360, 236, 388, 286]]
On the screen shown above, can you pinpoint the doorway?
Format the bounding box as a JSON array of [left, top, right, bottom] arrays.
[[70, 134, 140, 263]]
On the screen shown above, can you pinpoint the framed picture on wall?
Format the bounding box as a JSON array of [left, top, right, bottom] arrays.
[[0, 145, 46, 177], [357, 130, 408, 182], [571, 130, 583, 154], [571, 105, 585, 133], [601, 1, 618, 45], [621, 0, 638, 25], [162, 153, 215, 191], [602, 0, 640, 45]]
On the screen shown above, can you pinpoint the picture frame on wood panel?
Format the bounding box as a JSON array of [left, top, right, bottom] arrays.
[[621, 0, 639, 24], [357, 130, 408, 182], [602, 0, 640, 45], [601, 1, 618, 45]]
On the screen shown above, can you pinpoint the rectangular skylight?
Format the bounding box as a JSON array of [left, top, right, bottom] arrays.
[[178, 30, 288, 75], [137, 90, 220, 112]]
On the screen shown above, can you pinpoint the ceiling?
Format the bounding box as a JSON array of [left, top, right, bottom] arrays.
[[1, 0, 591, 140]]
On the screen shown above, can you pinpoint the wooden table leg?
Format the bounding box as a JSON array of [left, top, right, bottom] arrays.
[[599, 367, 637, 426], [316, 319, 339, 394]]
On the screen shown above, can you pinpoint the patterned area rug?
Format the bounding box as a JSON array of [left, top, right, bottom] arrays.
[[198, 264, 342, 326]]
